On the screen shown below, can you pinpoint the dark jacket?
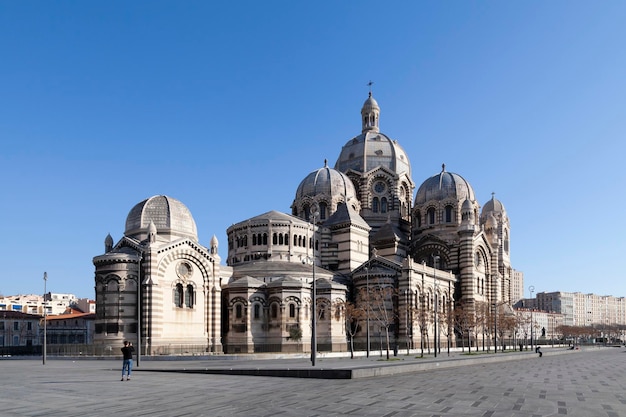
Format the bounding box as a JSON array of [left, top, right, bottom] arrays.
[[121, 345, 135, 360]]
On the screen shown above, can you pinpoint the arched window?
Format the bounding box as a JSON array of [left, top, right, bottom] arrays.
[[263, 233, 268, 245], [271, 304, 278, 319], [253, 304, 260, 319], [173, 284, 183, 308], [252, 234, 257, 245], [185, 285, 194, 308], [416, 210, 421, 227], [428, 207, 436, 224], [504, 229, 510, 253], [235, 304, 243, 319], [381, 197, 388, 213], [445, 205, 454, 223], [289, 303, 296, 318], [319, 202, 327, 220], [373, 197, 379, 213], [279, 234, 283, 245], [294, 235, 298, 246], [273, 233, 277, 245]]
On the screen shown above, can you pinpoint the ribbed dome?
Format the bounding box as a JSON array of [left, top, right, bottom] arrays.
[[125, 195, 198, 241], [295, 161, 357, 201], [335, 132, 411, 175], [414, 164, 476, 205], [362, 94, 379, 112], [482, 194, 507, 217]]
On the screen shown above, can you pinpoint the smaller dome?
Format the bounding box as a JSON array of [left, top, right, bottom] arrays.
[[362, 93, 379, 112], [414, 164, 476, 205], [461, 199, 473, 211], [294, 160, 357, 202], [482, 193, 507, 217], [125, 195, 198, 241]]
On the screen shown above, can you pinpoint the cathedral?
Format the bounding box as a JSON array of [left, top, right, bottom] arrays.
[[93, 92, 518, 355]]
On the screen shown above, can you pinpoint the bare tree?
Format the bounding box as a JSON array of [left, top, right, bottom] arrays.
[[454, 303, 477, 353], [438, 296, 455, 356], [367, 283, 397, 360], [336, 299, 365, 359], [475, 301, 491, 352], [411, 288, 431, 358], [496, 309, 517, 351]]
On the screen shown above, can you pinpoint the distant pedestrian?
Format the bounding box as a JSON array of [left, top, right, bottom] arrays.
[[537, 347, 543, 358], [121, 341, 135, 381]]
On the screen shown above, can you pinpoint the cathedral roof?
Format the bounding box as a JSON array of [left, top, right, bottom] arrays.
[[324, 202, 370, 230], [226, 275, 266, 288], [414, 164, 476, 205], [334, 93, 411, 177], [371, 220, 406, 244], [125, 195, 197, 241], [244, 210, 303, 225], [482, 193, 507, 217], [294, 161, 357, 202]]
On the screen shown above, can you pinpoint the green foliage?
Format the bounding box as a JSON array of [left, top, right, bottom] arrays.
[[288, 326, 302, 341]]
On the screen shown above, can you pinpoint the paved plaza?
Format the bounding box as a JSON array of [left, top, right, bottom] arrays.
[[2, 347, 626, 416]]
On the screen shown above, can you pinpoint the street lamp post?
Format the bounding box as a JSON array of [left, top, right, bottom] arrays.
[[493, 302, 497, 353], [404, 289, 410, 355], [432, 254, 440, 358], [43, 272, 47, 365], [137, 251, 142, 367], [310, 208, 318, 367], [529, 285, 535, 351], [365, 266, 370, 358]]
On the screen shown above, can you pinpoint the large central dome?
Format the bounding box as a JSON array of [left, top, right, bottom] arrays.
[[125, 195, 198, 241], [334, 93, 411, 176]]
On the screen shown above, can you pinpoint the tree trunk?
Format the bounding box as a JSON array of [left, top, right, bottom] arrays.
[[385, 328, 390, 360], [349, 336, 354, 359]]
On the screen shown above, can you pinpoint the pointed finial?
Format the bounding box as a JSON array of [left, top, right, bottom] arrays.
[[324, 159, 328, 167], [491, 192, 496, 200], [367, 80, 374, 96], [441, 163, 446, 172]]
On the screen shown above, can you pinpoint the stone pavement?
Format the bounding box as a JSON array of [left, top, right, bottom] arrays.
[[1, 346, 626, 416]]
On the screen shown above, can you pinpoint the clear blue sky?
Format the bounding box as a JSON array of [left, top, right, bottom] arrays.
[[1, 1, 625, 299]]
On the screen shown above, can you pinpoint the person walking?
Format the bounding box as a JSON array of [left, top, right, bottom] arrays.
[[121, 341, 135, 381]]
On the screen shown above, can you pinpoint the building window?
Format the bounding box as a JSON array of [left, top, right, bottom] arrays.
[[428, 208, 436, 224], [319, 202, 327, 220], [14, 322, 19, 331], [373, 197, 379, 213], [236, 304, 243, 319], [174, 284, 183, 308], [271, 304, 278, 319], [254, 304, 260, 319], [445, 205, 453, 223], [185, 285, 194, 308], [289, 303, 296, 318], [381, 197, 388, 213]]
